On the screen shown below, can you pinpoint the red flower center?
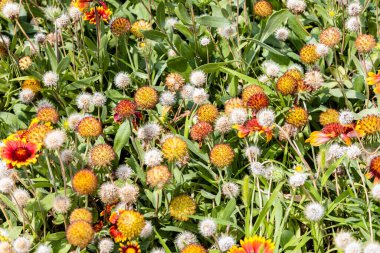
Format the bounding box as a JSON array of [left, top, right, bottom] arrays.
[[13, 147, 31, 161]]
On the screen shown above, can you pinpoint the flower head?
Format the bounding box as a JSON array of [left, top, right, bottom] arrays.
[[109, 210, 145, 242], [110, 17, 131, 36], [254, 0, 273, 18], [190, 70, 207, 87], [89, 144, 115, 167], [72, 169, 98, 195], [134, 86, 158, 109], [77, 116, 103, 137], [2, 2, 20, 20], [98, 238, 114, 253], [42, 71, 59, 87], [210, 144, 235, 168], [162, 136, 188, 162], [66, 220, 94, 248], [0, 137, 40, 168], [300, 44, 320, 64], [304, 202, 325, 222], [120, 241, 141, 253], [228, 236, 274, 253], [69, 208, 92, 224], [355, 34, 376, 53], [169, 194, 196, 221], [84, 4, 112, 24], [175, 231, 198, 250]]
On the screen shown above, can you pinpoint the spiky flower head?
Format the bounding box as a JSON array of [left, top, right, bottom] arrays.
[[286, 106, 308, 128], [175, 231, 198, 250], [181, 244, 207, 253], [72, 169, 98, 195], [44, 129, 66, 150], [165, 72, 185, 91], [346, 17, 360, 32], [68, 6, 82, 22], [356, 115, 380, 135], [363, 242, 380, 253], [300, 44, 320, 64], [289, 172, 308, 187], [110, 17, 131, 36], [69, 208, 92, 224], [192, 88, 209, 105], [119, 183, 139, 204], [198, 218, 217, 237], [345, 241, 362, 253], [42, 71, 59, 87], [181, 84, 195, 100], [242, 84, 264, 105], [372, 184, 380, 201], [304, 202, 325, 222], [369, 156, 380, 178], [52, 195, 71, 214], [92, 92, 106, 107], [114, 72, 131, 89], [99, 182, 119, 204], [76, 92, 92, 111], [114, 100, 137, 122], [218, 235, 236, 252], [140, 221, 153, 238], [22, 79, 41, 93], [347, 2, 362, 16], [116, 164, 134, 180], [36, 244, 52, 253], [98, 238, 114, 253], [162, 136, 188, 161], [144, 148, 163, 167], [109, 210, 145, 242], [37, 107, 59, 124], [169, 194, 196, 221], [256, 108, 275, 127], [19, 56, 32, 71], [197, 104, 219, 123], [134, 86, 158, 109], [19, 89, 35, 104], [218, 25, 237, 39], [66, 220, 94, 248], [215, 115, 232, 134], [210, 143, 235, 168], [254, 0, 273, 18], [137, 123, 161, 141], [89, 144, 115, 167], [147, 165, 171, 189], [2, 2, 20, 20], [275, 27, 289, 41], [191, 122, 213, 141], [11, 188, 30, 207], [246, 93, 270, 111], [286, 0, 306, 14], [355, 34, 376, 53], [190, 70, 207, 87], [335, 231, 354, 251], [222, 182, 240, 199], [13, 236, 32, 253], [319, 109, 340, 126], [159, 91, 176, 106], [320, 27, 341, 47], [77, 116, 102, 138], [131, 20, 151, 38]]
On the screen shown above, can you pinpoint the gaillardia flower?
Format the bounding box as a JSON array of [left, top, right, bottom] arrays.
[[242, 84, 264, 105], [306, 123, 359, 146], [71, 0, 91, 12], [181, 244, 207, 253], [228, 236, 274, 253], [254, 0, 273, 18], [367, 71, 380, 86], [369, 156, 380, 178], [77, 116, 103, 138], [0, 136, 40, 168], [120, 241, 141, 253], [169, 194, 196, 221], [233, 118, 274, 141], [110, 17, 131, 36], [319, 109, 340, 126], [66, 220, 94, 248], [162, 136, 188, 161], [210, 144, 235, 168], [134, 86, 158, 109], [84, 2, 112, 24], [109, 210, 145, 242]]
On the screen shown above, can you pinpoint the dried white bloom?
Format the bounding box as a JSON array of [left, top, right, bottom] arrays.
[[114, 72, 131, 89], [218, 235, 235, 251], [76, 92, 92, 111], [346, 17, 360, 32], [289, 172, 308, 187], [144, 148, 163, 167], [42, 71, 59, 87], [263, 61, 280, 77], [229, 108, 247, 125], [92, 92, 106, 107], [175, 231, 198, 250], [335, 231, 354, 250], [304, 202, 325, 222], [275, 27, 290, 41], [199, 218, 217, 237], [190, 70, 207, 87], [192, 88, 209, 105], [200, 37, 210, 46], [2, 3, 20, 20], [160, 91, 176, 106], [222, 182, 240, 199], [44, 129, 66, 150], [98, 238, 114, 253], [19, 89, 35, 104], [116, 164, 133, 180]]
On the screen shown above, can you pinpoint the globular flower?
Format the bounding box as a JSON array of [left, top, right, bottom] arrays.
[[84, 4, 112, 24], [372, 184, 380, 201], [2, 2, 20, 20], [247, 93, 270, 111], [69, 208, 92, 224], [245, 145, 262, 163], [250, 161, 265, 176], [165, 73, 185, 91], [92, 92, 106, 107], [52, 195, 71, 214], [144, 148, 163, 167], [190, 70, 207, 87], [286, 106, 308, 128], [159, 91, 176, 106], [77, 116, 103, 137], [98, 238, 114, 253], [300, 44, 320, 64], [319, 109, 340, 126], [162, 136, 188, 162], [198, 218, 217, 237], [18, 56, 33, 71], [44, 6, 62, 22], [137, 123, 161, 141], [227, 236, 274, 253], [114, 72, 131, 89], [19, 89, 35, 104], [356, 115, 380, 135], [22, 79, 41, 93], [109, 210, 145, 242], [275, 27, 289, 41], [42, 71, 59, 87], [304, 202, 325, 222], [256, 108, 275, 127], [37, 106, 59, 124], [215, 115, 232, 134], [44, 129, 66, 150], [355, 34, 376, 53], [76, 92, 92, 111], [218, 235, 236, 252], [119, 183, 139, 204], [181, 244, 207, 253], [363, 242, 380, 253], [116, 164, 133, 180], [200, 37, 210, 46], [304, 70, 324, 90], [286, 0, 306, 14], [218, 25, 237, 39], [36, 244, 52, 253], [190, 122, 213, 141], [289, 172, 308, 187], [254, 0, 273, 18], [222, 182, 240, 199], [0, 137, 40, 168], [114, 100, 137, 122], [134, 86, 158, 109], [285, 68, 303, 81], [345, 241, 362, 253], [169, 194, 196, 221], [192, 88, 209, 105], [68, 113, 84, 130], [369, 156, 380, 178], [347, 2, 362, 16], [13, 236, 32, 253], [210, 144, 235, 168], [66, 220, 95, 248], [99, 182, 119, 204], [72, 169, 98, 195], [68, 6, 82, 22], [339, 110, 355, 125], [320, 27, 341, 47], [120, 241, 141, 253], [55, 13, 70, 29], [12, 188, 30, 207], [175, 231, 198, 250], [110, 17, 131, 36], [334, 231, 354, 251], [346, 17, 360, 32], [181, 84, 195, 100], [140, 220, 153, 238], [0, 177, 15, 194], [131, 20, 152, 38], [89, 144, 115, 167], [263, 61, 280, 77], [229, 108, 248, 125], [242, 84, 264, 105], [0, 241, 12, 253], [151, 248, 165, 253]]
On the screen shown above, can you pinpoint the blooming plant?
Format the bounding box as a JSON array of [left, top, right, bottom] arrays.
[[0, 0, 379, 253]]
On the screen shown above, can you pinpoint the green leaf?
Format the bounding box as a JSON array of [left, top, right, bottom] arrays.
[[156, 2, 166, 28], [260, 10, 289, 42], [56, 56, 70, 74], [248, 38, 285, 56], [141, 30, 166, 42], [167, 56, 189, 72], [196, 16, 230, 27], [175, 3, 191, 25], [45, 44, 58, 72], [113, 121, 131, 158], [321, 156, 345, 187]]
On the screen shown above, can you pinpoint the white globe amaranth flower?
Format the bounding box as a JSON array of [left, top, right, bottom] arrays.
[[140, 221, 153, 238], [250, 161, 265, 176], [222, 182, 240, 199], [44, 129, 67, 150], [19, 89, 35, 104], [92, 92, 106, 107], [214, 115, 232, 134], [2, 2, 20, 20], [42, 71, 59, 87], [119, 183, 139, 204], [345, 144, 361, 159], [363, 242, 380, 253], [98, 238, 114, 253], [192, 88, 209, 105], [339, 110, 355, 125], [334, 231, 353, 250], [256, 108, 275, 127], [263, 61, 280, 77], [304, 70, 324, 90], [372, 184, 380, 201], [346, 17, 360, 32], [218, 235, 235, 251], [114, 72, 131, 89], [12, 188, 30, 207], [68, 6, 82, 21], [198, 218, 217, 237], [190, 70, 207, 87], [76, 92, 92, 111], [286, 0, 307, 14], [229, 108, 248, 125], [258, 74, 270, 84], [36, 244, 52, 253], [116, 164, 133, 180], [13, 236, 31, 253], [52, 195, 71, 213], [144, 148, 163, 167], [289, 172, 308, 187], [345, 241, 362, 253], [0, 177, 15, 194], [218, 25, 237, 39], [159, 91, 176, 106], [68, 113, 84, 130], [316, 43, 329, 57], [275, 27, 290, 41], [200, 37, 210, 46], [44, 5, 61, 21], [175, 231, 198, 250], [347, 2, 362, 16], [137, 123, 161, 141], [180, 84, 194, 100], [55, 13, 70, 29], [165, 17, 178, 28], [304, 202, 325, 222]]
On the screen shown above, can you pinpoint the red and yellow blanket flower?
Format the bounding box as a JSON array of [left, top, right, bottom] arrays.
[[84, 2, 112, 24], [367, 70, 380, 86], [228, 236, 275, 253], [305, 123, 361, 146], [119, 241, 141, 253], [233, 118, 274, 142]]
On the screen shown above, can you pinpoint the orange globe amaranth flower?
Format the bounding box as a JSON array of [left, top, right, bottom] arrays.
[[71, 0, 91, 11], [225, 98, 244, 115], [254, 0, 273, 18], [66, 220, 94, 249], [162, 136, 188, 161], [70, 208, 93, 224], [319, 27, 341, 47], [233, 118, 274, 141], [134, 86, 158, 109], [276, 75, 297, 95], [114, 100, 137, 122], [228, 236, 274, 253], [246, 93, 270, 111], [24, 124, 52, 144], [130, 20, 152, 38], [210, 143, 235, 168], [285, 69, 303, 81], [72, 169, 98, 195], [242, 84, 264, 105], [37, 107, 59, 124], [319, 109, 340, 126], [355, 34, 376, 53], [367, 71, 380, 86], [146, 165, 171, 188], [110, 17, 131, 36], [197, 104, 219, 124], [165, 73, 185, 92], [356, 115, 380, 135], [89, 144, 115, 167], [370, 156, 380, 178], [190, 122, 213, 142], [84, 3, 112, 24], [300, 44, 320, 64], [77, 116, 103, 138], [22, 79, 41, 93], [0, 137, 40, 168], [169, 194, 196, 221], [286, 106, 308, 128], [181, 244, 208, 253], [120, 241, 141, 253], [109, 210, 145, 242]]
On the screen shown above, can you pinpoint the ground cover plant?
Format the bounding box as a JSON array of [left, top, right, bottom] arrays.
[[0, 0, 379, 252]]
